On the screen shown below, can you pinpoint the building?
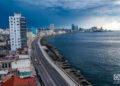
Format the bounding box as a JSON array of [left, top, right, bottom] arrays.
[[0, 29, 9, 35], [31, 28, 37, 35], [91, 26, 97, 31], [50, 24, 54, 32], [90, 26, 104, 32], [9, 13, 27, 51], [11, 59, 32, 78], [72, 24, 78, 31], [0, 55, 32, 79]]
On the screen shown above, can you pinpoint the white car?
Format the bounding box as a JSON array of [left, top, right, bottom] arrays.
[[35, 59, 37, 61]]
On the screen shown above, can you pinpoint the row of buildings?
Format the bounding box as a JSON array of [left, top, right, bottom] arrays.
[[9, 13, 56, 51], [0, 12, 111, 86], [0, 13, 37, 86], [0, 55, 37, 86], [0, 13, 61, 53], [71, 24, 110, 32], [0, 55, 33, 79], [4, 13, 109, 53], [0, 13, 66, 86], [0, 29, 10, 57]]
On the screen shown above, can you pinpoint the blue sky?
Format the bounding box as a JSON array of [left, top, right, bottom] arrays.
[[0, 0, 120, 30]]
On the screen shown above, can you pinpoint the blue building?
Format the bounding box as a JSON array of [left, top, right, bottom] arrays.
[[31, 27, 36, 35], [72, 24, 78, 31]]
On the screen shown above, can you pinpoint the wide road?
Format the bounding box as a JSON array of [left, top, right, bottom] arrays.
[[31, 38, 69, 86]]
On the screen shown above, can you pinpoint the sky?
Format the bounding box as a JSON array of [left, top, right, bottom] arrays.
[[0, 0, 120, 30]]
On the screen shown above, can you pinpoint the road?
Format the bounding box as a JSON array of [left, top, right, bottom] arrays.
[[31, 38, 69, 86]]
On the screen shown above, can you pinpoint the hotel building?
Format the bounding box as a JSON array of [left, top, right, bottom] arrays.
[[9, 13, 27, 51]]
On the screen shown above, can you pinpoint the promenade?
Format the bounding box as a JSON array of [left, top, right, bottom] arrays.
[[31, 38, 78, 86]]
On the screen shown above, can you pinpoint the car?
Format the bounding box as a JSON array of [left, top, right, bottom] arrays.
[[38, 61, 42, 64], [35, 59, 37, 61]]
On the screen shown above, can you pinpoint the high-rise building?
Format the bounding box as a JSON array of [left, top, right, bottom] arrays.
[[9, 13, 27, 51], [72, 24, 78, 31], [50, 24, 54, 32], [72, 24, 75, 30]]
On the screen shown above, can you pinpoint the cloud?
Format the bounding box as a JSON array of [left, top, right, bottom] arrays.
[[113, 0, 120, 5], [13, 0, 120, 16], [92, 5, 120, 16], [76, 15, 120, 30], [103, 21, 120, 30], [12, 0, 120, 30], [14, 0, 114, 10]]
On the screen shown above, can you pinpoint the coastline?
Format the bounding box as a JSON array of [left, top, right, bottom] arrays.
[[40, 33, 92, 86], [38, 37, 79, 86]]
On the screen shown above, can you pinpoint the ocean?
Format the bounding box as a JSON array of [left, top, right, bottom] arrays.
[[45, 31, 120, 86]]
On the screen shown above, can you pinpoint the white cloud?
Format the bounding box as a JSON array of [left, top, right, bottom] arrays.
[[113, 0, 120, 5], [103, 21, 120, 30], [77, 16, 120, 30]]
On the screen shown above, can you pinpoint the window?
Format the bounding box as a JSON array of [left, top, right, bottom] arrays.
[[5, 64, 7, 68], [9, 63, 11, 68]]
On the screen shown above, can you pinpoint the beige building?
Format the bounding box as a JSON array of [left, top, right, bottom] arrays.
[[50, 24, 54, 32]]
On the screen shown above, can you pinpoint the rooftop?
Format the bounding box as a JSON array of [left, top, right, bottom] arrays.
[[1, 76, 37, 86], [14, 13, 21, 17]]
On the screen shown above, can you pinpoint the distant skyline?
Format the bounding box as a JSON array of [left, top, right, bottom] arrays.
[[1, 0, 120, 30]]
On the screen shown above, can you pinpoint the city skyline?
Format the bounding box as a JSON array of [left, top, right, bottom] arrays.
[[0, 0, 120, 30], [0, 1, 120, 85]]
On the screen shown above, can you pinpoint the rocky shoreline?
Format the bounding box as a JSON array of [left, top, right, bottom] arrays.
[[41, 36, 92, 86]]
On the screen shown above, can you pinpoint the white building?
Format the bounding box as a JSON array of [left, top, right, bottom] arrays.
[[11, 59, 32, 78], [9, 13, 27, 51], [0, 29, 9, 35], [50, 24, 54, 32]]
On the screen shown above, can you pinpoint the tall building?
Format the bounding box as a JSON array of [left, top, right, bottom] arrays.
[[72, 24, 75, 30], [9, 13, 27, 51], [72, 24, 78, 31], [50, 24, 54, 32]]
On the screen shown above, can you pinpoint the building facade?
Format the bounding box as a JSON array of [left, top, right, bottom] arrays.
[[50, 24, 54, 32], [72, 24, 78, 31], [9, 13, 27, 51]]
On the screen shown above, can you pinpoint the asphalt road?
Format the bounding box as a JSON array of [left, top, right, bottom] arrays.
[[31, 38, 69, 86]]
